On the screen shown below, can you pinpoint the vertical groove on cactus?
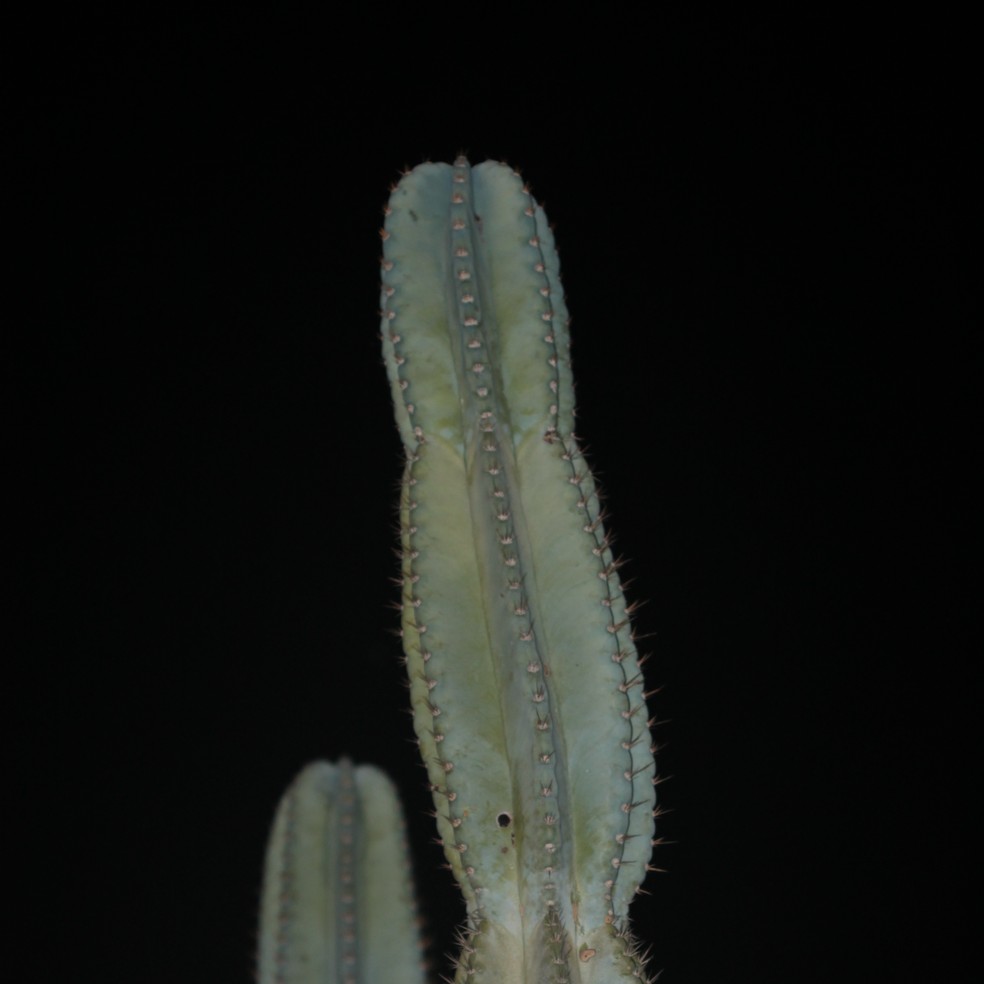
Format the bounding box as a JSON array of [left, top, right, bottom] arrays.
[[381, 157, 657, 982]]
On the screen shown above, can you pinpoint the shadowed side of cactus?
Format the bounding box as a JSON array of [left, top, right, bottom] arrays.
[[257, 760, 425, 984], [380, 158, 658, 983]]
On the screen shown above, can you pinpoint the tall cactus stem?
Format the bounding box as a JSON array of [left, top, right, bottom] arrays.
[[380, 158, 657, 982]]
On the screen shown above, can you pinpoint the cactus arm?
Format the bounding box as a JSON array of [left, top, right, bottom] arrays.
[[381, 158, 656, 982], [257, 760, 425, 984]]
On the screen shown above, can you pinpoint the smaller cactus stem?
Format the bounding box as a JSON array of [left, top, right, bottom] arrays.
[[258, 760, 425, 984]]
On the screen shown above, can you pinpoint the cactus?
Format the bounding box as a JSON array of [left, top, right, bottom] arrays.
[[258, 760, 426, 984], [259, 157, 658, 983]]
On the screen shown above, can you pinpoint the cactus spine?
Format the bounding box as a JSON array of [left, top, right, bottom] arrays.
[[380, 158, 656, 982]]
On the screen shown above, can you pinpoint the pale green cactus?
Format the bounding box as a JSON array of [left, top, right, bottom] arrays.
[[258, 760, 426, 984], [259, 158, 659, 983]]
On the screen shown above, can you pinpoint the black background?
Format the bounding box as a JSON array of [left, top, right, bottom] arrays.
[[14, 13, 972, 983]]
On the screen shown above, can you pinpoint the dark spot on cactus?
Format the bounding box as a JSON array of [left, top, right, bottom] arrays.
[[496, 812, 512, 828], [408, 209, 418, 222]]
